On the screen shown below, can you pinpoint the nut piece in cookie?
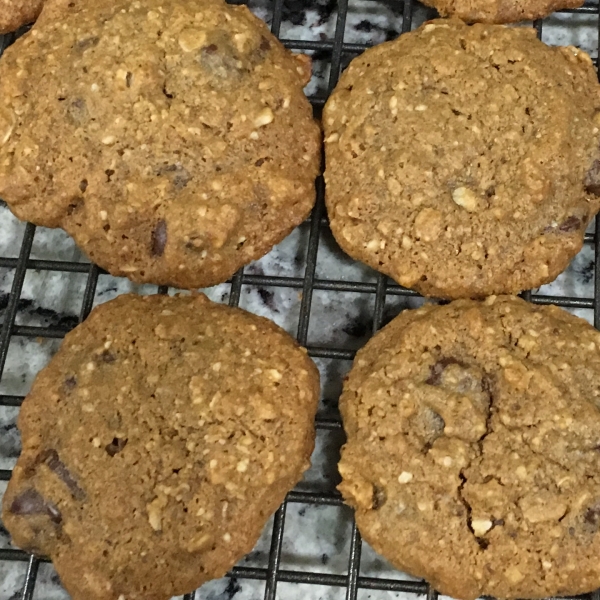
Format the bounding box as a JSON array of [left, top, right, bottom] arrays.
[[0, 0, 320, 289], [2, 293, 320, 600], [324, 20, 600, 299], [338, 296, 600, 599]]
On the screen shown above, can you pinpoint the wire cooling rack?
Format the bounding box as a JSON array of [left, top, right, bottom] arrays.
[[2, 0, 600, 598]]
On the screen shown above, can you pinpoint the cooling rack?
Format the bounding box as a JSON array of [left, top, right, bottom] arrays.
[[1, 0, 600, 598]]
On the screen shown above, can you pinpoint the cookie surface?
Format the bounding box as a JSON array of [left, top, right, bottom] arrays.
[[0, 0, 320, 289], [324, 20, 600, 299], [2, 293, 319, 600], [0, 0, 42, 33], [420, 0, 582, 24], [338, 296, 600, 600]]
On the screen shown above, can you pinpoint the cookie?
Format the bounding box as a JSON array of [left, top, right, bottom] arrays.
[[324, 20, 600, 299], [2, 293, 319, 600], [338, 295, 600, 600], [420, 0, 583, 24], [0, 0, 320, 289], [0, 0, 42, 34]]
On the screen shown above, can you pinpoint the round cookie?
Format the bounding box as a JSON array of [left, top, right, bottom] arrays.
[[2, 293, 319, 600], [0, 0, 42, 34], [338, 295, 600, 600], [324, 20, 600, 299], [0, 0, 320, 289], [420, 0, 583, 24]]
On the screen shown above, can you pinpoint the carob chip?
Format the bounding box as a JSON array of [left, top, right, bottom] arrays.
[[585, 159, 600, 196], [105, 437, 127, 457], [151, 220, 167, 257], [100, 350, 116, 363], [584, 504, 600, 528], [10, 489, 62, 524], [372, 484, 387, 510], [558, 216, 582, 232], [63, 376, 77, 390], [544, 215, 583, 234], [40, 449, 85, 501]]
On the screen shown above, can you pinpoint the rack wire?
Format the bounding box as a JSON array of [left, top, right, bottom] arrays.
[[1, 0, 600, 598]]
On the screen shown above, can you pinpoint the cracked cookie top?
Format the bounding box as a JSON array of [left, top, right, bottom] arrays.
[[0, 0, 320, 289], [338, 295, 600, 600], [2, 293, 320, 600], [324, 20, 600, 299]]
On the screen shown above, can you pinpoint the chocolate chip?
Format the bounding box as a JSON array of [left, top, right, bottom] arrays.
[[66, 198, 84, 215], [151, 220, 167, 257], [40, 449, 85, 501], [558, 216, 582, 233], [260, 36, 271, 51], [10, 489, 62, 524], [126, 72, 133, 88], [10, 489, 46, 515], [64, 376, 77, 390], [585, 159, 600, 196], [371, 485, 386, 510], [426, 357, 463, 386], [79, 179, 88, 193], [74, 36, 99, 52], [584, 504, 600, 526], [100, 350, 116, 363], [255, 158, 266, 167], [476, 538, 489, 550], [105, 437, 127, 457]]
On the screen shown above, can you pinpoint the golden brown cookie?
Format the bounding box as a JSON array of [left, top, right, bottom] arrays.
[[0, 0, 42, 34], [324, 20, 600, 299], [420, 0, 583, 24], [2, 293, 319, 600], [0, 0, 320, 289], [338, 295, 600, 600]]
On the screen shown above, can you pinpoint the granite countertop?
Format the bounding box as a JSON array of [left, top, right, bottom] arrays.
[[0, 0, 599, 598]]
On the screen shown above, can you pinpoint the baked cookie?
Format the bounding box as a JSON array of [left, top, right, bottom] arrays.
[[324, 20, 600, 299], [2, 293, 319, 600], [0, 0, 42, 33], [0, 0, 320, 289], [338, 295, 600, 600], [420, 0, 583, 24]]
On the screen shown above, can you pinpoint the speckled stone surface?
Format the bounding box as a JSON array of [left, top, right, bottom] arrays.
[[0, 0, 599, 598]]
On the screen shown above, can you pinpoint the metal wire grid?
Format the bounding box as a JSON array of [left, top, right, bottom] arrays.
[[1, 0, 600, 598]]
